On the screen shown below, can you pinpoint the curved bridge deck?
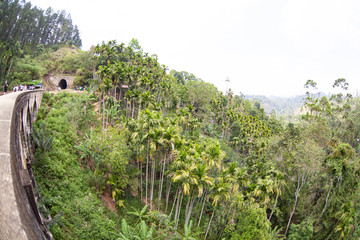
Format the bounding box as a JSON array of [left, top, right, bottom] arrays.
[[0, 91, 52, 239]]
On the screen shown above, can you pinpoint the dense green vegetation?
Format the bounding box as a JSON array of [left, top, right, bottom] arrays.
[[33, 92, 121, 239], [27, 40, 360, 240], [3, 1, 360, 238], [0, 0, 81, 84]]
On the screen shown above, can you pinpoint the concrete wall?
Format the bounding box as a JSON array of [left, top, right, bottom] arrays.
[[0, 91, 52, 239]]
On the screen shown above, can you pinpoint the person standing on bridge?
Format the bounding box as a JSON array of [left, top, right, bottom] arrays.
[[3, 80, 8, 95]]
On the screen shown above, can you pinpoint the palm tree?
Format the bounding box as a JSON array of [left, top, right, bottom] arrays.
[[136, 110, 162, 207], [148, 127, 162, 209], [168, 142, 204, 228], [157, 124, 180, 211], [171, 159, 197, 229], [125, 90, 134, 118], [205, 142, 225, 172], [217, 164, 249, 240], [132, 89, 140, 118], [204, 176, 231, 240], [191, 164, 214, 225], [138, 91, 154, 117]]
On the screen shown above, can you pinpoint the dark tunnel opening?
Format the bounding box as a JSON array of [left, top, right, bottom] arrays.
[[59, 79, 67, 89]]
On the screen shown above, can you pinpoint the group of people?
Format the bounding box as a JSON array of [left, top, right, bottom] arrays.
[[13, 84, 34, 92], [2, 81, 36, 95]]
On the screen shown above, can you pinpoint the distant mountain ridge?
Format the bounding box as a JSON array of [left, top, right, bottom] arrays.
[[245, 94, 304, 115], [245, 92, 329, 116]]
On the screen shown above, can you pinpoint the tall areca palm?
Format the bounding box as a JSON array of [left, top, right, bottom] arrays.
[[171, 159, 197, 229], [217, 164, 248, 240], [204, 176, 231, 240], [129, 119, 146, 201], [125, 90, 134, 118], [137, 110, 162, 207], [185, 163, 214, 226], [138, 91, 154, 117], [97, 65, 114, 130], [176, 107, 191, 133], [168, 143, 201, 228], [135, 110, 151, 205], [204, 142, 225, 172], [157, 124, 180, 211], [148, 127, 162, 209], [132, 89, 140, 118]]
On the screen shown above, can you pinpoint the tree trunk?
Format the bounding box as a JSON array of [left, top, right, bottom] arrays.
[[6, 58, 13, 76], [174, 191, 181, 227], [165, 177, 172, 213], [132, 100, 135, 119], [106, 106, 109, 127], [125, 99, 128, 117], [231, 205, 237, 224], [317, 176, 341, 224], [84, 102, 87, 117], [185, 193, 196, 226], [150, 155, 155, 210], [158, 154, 167, 211], [218, 202, 232, 240], [175, 191, 184, 229], [185, 194, 191, 225], [285, 170, 309, 236], [138, 99, 142, 118], [194, 191, 204, 222], [98, 94, 101, 115], [268, 192, 279, 221], [169, 186, 179, 218], [165, 155, 172, 213], [145, 141, 149, 205], [198, 191, 207, 227], [204, 208, 215, 240], [140, 160, 143, 202], [102, 93, 105, 131]]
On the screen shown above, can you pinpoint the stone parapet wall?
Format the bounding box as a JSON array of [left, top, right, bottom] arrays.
[[0, 91, 52, 239]]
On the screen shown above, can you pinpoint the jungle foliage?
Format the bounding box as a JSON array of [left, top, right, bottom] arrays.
[[0, 0, 82, 84], [26, 37, 360, 240]]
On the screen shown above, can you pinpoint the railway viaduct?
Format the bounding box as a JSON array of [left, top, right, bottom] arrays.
[[0, 90, 52, 239]]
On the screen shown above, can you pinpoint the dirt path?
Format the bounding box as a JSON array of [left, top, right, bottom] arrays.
[[101, 188, 117, 214]]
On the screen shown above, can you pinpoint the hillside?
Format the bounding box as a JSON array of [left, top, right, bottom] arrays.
[[245, 94, 305, 115], [245, 92, 328, 120], [27, 40, 360, 240]]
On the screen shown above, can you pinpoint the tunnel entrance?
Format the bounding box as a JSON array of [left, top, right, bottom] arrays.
[[59, 79, 67, 89]]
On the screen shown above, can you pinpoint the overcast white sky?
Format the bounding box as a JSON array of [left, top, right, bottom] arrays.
[[30, 0, 360, 97]]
